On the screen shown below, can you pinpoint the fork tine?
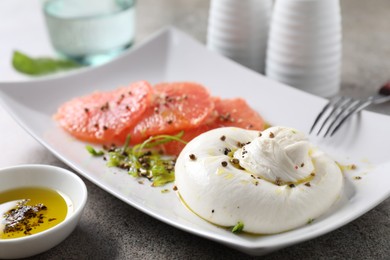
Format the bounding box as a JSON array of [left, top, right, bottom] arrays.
[[311, 82, 390, 138], [316, 97, 349, 135], [323, 99, 360, 137], [309, 96, 342, 134], [329, 100, 371, 137]]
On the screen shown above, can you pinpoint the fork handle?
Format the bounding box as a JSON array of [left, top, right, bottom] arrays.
[[370, 94, 390, 105]]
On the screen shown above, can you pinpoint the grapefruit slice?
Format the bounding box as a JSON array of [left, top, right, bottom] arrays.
[[210, 97, 265, 130], [162, 97, 265, 156], [55, 81, 153, 143], [119, 82, 214, 144]]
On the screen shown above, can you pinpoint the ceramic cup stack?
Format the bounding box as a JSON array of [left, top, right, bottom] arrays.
[[265, 0, 342, 97], [207, 0, 273, 73]]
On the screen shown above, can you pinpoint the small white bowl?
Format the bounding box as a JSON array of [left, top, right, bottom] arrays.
[[0, 164, 87, 259]]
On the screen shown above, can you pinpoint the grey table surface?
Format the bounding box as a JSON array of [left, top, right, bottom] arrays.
[[2, 0, 390, 259]]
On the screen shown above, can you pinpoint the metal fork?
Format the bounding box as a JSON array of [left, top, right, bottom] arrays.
[[310, 82, 390, 137]]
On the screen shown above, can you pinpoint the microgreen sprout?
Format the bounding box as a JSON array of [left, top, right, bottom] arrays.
[[88, 132, 187, 186], [85, 145, 104, 156], [232, 221, 244, 234]]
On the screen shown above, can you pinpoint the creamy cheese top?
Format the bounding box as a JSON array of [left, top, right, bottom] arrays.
[[234, 127, 314, 184], [175, 126, 343, 234]]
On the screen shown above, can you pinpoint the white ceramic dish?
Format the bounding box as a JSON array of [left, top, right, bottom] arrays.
[[1, 28, 390, 256], [0, 164, 87, 259]]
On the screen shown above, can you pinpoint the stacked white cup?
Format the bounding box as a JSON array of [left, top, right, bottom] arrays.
[[207, 0, 273, 73], [266, 0, 342, 97]]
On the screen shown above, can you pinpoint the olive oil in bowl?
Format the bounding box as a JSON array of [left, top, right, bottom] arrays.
[[0, 187, 72, 239]]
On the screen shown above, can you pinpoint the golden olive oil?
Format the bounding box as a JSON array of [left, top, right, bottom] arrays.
[[0, 187, 69, 239]]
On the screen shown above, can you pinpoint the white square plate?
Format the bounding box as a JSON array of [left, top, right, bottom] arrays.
[[1, 28, 390, 256]]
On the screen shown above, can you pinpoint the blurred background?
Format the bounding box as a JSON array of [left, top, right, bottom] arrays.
[[2, 0, 390, 100], [114, 0, 390, 101]]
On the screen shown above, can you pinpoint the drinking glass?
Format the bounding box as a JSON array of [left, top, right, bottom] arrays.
[[43, 0, 136, 65]]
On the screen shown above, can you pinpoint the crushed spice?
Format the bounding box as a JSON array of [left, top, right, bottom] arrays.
[[231, 158, 240, 165], [275, 177, 282, 186], [223, 147, 231, 156], [2, 200, 48, 236], [100, 102, 109, 111]]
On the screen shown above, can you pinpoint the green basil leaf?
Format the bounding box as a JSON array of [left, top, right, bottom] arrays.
[[12, 51, 82, 76]]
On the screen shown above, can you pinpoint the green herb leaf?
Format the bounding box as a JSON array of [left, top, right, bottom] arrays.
[[12, 51, 81, 76], [85, 145, 105, 156], [232, 221, 244, 234]]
